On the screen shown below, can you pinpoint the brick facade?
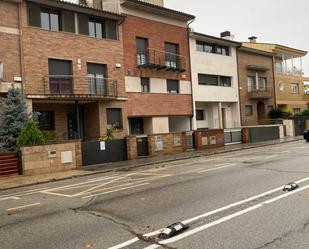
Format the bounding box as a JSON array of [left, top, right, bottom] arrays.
[[122, 14, 193, 118], [275, 74, 308, 112], [237, 49, 276, 126], [17, 0, 128, 140], [0, 1, 21, 84], [126, 93, 192, 116]]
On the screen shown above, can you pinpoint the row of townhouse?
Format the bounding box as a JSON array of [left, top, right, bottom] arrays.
[[0, 0, 308, 143]]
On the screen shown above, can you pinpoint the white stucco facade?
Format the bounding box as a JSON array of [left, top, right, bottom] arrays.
[[190, 33, 241, 130]]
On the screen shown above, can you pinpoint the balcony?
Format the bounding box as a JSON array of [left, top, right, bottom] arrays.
[[40, 75, 120, 100], [248, 87, 273, 99], [136, 48, 186, 72]]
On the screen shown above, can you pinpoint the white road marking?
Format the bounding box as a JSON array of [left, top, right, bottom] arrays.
[[0, 187, 47, 199], [264, 155, 280, 159], [6, 202, 41, 212], [0, 197, 20, 202], [197, 163, 237, 173], [82, 183, 150, 199], [295, 146, 308, 149], [87, 174, 121, 181], [109, 175, 309, 249], [144, 184, 309, 249]]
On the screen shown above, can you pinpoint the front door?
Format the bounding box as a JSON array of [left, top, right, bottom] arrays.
[[257, 101, 266, 124], [67, 109, 84, 140], [137, 136, 149, 157]]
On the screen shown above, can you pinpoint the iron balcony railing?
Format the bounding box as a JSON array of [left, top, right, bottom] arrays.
[[43, 75, 118, 98], [247, 86, 273, 99], [136, 48, 186, 72]]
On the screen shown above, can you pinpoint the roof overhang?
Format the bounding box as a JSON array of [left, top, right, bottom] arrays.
[[274, 44, 307, 59], [191, 32, 241, 47], [121, 0, 195, 22], [27, 0, 125, 21]]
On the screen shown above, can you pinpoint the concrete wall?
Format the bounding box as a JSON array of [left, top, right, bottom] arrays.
[[283, 119, 295, 136], [21, 141, 81, 175], [190, 37, 239, 103]]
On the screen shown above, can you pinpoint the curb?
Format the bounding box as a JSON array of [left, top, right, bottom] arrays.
[[0, 138, 304, 191]]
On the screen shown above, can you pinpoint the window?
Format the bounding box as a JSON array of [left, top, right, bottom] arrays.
[[87, 63, 106, 95], [275, 61, 283, 73], [258, 77, 267, 90], [89, 19, 103, 38], [220, 76, 232, 87], [279, 81, 285, 91], [245, 105, 253, 116], [105, 19, 118, 40], [37, 111, 55, 130], [196, 110, 205, 121], [28, 3, 75, 33], [136, 38, 148, 66], [0, 62, 3, 81], [141, 78, 150, 93], [167, 79, 179, 94], [247, 76, 256, 92], [293, 108, 301, 115], [40, 9, 60, 31], [107, 108, 122, 129], [48, 59, 72, 94], [291, 83, 299, 94], [129, 118, 144, 135], [198, 74, 232, 87], [165, 42, 178, 68], [196, 41, 230, 56]]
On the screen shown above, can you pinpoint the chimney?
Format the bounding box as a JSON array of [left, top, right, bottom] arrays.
[[220, 31, 234, 41], [248, 36, 258, 43], [85, 0, 103, 9]]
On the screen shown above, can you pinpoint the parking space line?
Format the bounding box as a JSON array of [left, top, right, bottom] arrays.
[[82, 182, 150, 199], [0, 197, 20, 202], [6, 202, 41, 212], [197, 163, 237, 173]]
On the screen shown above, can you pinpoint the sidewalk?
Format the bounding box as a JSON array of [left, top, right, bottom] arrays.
[[0, 136, 304, 191]]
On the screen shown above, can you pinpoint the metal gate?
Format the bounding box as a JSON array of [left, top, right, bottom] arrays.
[[293, 116, 309, 136], [137, 136, 149, 157], [82, 139, 127, 166], [0, 151, 20, 176], [224, 129, 242, 145], [185, 131, 195, 150]]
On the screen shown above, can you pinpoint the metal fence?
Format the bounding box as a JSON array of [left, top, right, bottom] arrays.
[[82, 139, 127, 167], [224, 129, 242, 145]]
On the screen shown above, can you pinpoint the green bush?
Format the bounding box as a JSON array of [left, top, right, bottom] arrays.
[[268, 108, 292, 119], [42, 130, 59, 141], [16, 119, 45, 149], [99, 125, 114, 141]]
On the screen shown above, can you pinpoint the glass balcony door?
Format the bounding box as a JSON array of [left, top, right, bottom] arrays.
[[87, 63, 107, 95]]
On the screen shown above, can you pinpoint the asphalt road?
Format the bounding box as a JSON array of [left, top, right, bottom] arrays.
[[0, 140, 309, 249]]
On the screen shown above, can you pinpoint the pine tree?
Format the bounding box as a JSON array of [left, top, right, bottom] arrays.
[[16, 119, 45, 149], [0, 88, 28, 151]]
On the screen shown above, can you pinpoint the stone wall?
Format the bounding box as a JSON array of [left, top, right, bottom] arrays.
[[126, 132, 186, 160], [194, 129, 225, 150], [21, 141, 81, 175], [148, 132, 186, 157]]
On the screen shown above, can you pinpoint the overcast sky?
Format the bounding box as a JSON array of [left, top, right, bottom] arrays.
[[165, 0, 309, 75]]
